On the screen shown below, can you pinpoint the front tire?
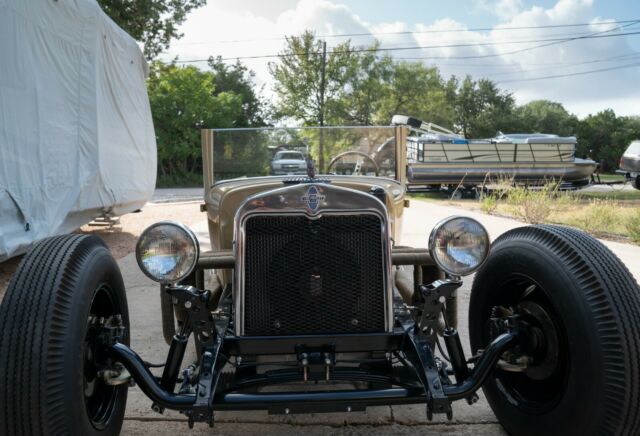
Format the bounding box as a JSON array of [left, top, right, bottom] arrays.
[[0, 234, 129, 436], [469, 225, 640, 436]]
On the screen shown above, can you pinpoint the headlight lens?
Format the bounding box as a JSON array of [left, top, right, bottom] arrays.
[[429, 216, 489, 276], [135, 221, 199, 283]]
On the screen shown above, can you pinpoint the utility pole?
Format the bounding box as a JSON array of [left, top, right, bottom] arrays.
[[318, 40, 327, 173]]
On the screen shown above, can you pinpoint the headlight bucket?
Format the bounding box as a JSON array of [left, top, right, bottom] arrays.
[[135, 221, 200, 284], [428, 216, 490, 277]]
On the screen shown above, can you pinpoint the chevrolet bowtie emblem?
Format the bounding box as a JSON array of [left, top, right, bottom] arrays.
[[302, 185, 325, 212]]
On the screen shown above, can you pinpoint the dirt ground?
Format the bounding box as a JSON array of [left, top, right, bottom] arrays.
[[0, 201, 205, 301]]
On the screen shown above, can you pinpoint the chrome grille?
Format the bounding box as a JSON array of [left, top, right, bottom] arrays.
[[242, 214, 386, 336]]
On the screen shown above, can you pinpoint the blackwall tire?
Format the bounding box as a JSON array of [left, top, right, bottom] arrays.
[[0, 234, 129, 436], [469, 225, 640, 436], [632, 176, 640, 190]]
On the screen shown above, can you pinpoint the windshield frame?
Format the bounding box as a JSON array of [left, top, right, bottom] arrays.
[[201, 125, 408, 193]]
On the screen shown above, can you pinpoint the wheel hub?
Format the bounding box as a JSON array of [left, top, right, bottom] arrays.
[[518, 300, 560, 381], [491, 300, 561, 381]]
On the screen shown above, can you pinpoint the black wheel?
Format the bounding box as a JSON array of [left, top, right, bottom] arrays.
[[632, 176, 640, 190], [0, 234, 129, 435], [469, 225, 640, 436]]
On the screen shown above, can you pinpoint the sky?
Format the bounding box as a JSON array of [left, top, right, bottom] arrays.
[[161, 0, 640, 119]]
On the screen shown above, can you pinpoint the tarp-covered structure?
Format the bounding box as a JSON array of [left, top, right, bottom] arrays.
[[0, 0, 157, 261]]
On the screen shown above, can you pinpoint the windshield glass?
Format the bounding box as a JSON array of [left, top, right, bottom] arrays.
[[209, 126, 397, 181]]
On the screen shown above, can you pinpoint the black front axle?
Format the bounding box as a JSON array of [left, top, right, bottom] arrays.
[[104, 281, 522, 427], [107, 329, 517, 414]]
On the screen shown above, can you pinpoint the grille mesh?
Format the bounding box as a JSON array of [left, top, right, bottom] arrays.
[[243, 214, 386, 336]]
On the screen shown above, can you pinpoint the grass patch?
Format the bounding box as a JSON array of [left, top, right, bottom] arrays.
[[626, 210, 640, 243], [572, 189, 640, 201], [563, 200, 620, 235], [411, 182, 640, 244], [594, 173, 625, 183]]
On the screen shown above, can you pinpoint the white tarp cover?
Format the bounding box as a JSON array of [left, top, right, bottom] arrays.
[[0, 0, 157, 261]]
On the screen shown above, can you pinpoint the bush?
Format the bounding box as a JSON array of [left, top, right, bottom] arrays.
[[480, 195, 498, 214], [505, 183, 559, 224], [625, 210, 640, 243], [156, 172, 203, 188]]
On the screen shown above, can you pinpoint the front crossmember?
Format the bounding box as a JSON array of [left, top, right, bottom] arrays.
[[106, 282, 519, 428]]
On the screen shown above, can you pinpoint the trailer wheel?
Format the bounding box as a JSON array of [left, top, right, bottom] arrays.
[[0, 235, 129, 436], [469, 225, 640, 436]]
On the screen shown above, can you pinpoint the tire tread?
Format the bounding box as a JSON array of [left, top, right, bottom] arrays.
[[0, 234, 114, 436], [491, 225, 640, 435]]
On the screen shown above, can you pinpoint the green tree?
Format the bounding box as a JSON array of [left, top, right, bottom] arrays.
[[269, 31, 357, 169], [208, 56, 268, 127], [147, 62, 243, 183], [453, 76, 516, 137], [575, 109, 619, 170], [269, 31, 357, 126], [514, 100, 577, 136], [98, 0, 206, 59], [340, 48, 393, 126], [576, 110, 640, 171], [375, 62, 455, 128], [453, 76, 479, 137]]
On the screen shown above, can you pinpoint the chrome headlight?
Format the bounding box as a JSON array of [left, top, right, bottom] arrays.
[[428, 216, 490, 276], [135, 221, 199, 283]]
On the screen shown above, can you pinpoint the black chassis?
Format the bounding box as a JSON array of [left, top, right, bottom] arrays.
[[102, 249, 522, 428]]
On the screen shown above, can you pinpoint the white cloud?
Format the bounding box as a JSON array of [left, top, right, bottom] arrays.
[[476, 0, 524, 20], [164, 0, 640, 118]]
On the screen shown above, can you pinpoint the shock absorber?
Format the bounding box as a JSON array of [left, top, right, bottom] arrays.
[[441, 306, 470, 383], [160, 322, 191, 394], [152, 322, 190, 415], [443, 327, 470, 383]]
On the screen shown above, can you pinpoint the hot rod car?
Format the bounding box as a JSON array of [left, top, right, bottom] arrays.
[[1, 121, 639, 436]]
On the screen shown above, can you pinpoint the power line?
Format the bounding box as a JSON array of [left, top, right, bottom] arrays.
[[496, 61, 640, 83], [400, 51, 640, 66], [173, 28, 640, 64], [397, 20, 640, 60], [171, 18, 640, 46], [456, 52, 640, 77]]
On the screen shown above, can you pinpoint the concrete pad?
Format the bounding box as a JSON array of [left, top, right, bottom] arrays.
[[121, 420, 507, 435], [213, 406, 392, 426], [391, 394, 497, 425], [152, 188, 204, 203], [191, 220, 211, 252]]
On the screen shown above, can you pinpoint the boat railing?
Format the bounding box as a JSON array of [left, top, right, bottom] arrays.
[[407, 138, 576, 164]]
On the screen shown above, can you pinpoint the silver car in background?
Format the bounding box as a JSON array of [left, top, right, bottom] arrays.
[[618, 140, 640, 190], [270, 150, 308, 175]]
